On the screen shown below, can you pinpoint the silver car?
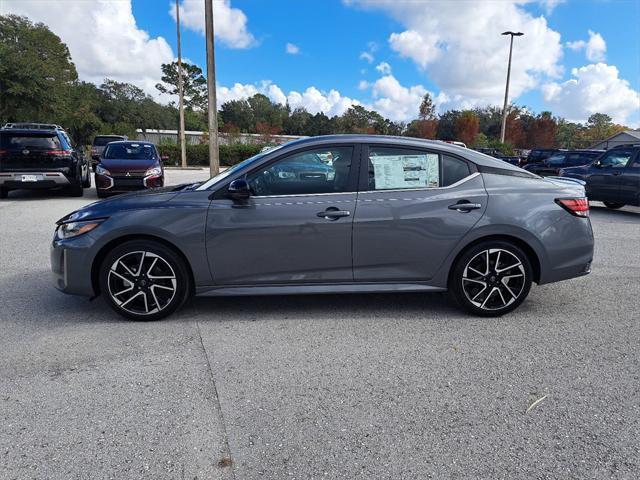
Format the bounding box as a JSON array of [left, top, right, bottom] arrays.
[[51, 135, 594, 320]]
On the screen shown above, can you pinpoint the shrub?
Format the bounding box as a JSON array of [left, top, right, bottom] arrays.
[[158, 143, 266, 167]]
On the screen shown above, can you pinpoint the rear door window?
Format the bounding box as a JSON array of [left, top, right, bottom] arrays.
[[366, 146, 471, 190], [599, 149, 635, 168], [0, 133, 62, 150]]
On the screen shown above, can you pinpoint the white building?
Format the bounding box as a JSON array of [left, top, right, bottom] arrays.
[[589, 130, 640, 150]]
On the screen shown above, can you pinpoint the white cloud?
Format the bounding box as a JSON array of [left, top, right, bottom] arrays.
[[348, 0, 563, 105], [542, 63, 640, 124], [566, 30, 606, 62], [170, 0, 255, 49], [285, 43, 300, 55], [1, 0, 174, 99], [375, 62, 392, 75], [359, 51, 374, 63], [216, 81, 359, 117], [370, 75, 428, 122], [358, 80, 370, 90]]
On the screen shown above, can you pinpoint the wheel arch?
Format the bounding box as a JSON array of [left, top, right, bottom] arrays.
[[91, 234, 195, 297], [447, 234, 541, 286]]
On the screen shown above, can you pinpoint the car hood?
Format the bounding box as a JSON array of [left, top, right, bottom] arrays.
[[56, 185, 187, 224], [99, 158, 158, 172]]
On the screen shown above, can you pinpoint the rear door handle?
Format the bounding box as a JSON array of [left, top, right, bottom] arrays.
[[317, 208, 350, 220], [448, 202, 482, 212]]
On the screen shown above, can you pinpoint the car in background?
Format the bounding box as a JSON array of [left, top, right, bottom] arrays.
[[527, 148, 565, 165], [52, 135, 594, 321], [94, 141, 164, 198], [91, 135, 128, 169], [559, 146, 640, 209], [0, 123, 90, 198], [524, 150, 604, 176]]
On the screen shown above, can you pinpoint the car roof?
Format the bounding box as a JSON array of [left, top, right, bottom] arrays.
[[0, 128, 62, 135], [278, 134, 525, 171]]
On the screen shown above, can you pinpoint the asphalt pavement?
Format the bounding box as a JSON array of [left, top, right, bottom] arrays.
[[1, 169, 639, 479]]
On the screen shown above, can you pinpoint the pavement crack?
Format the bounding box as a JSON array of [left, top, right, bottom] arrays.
[[194, 318, 236, 479]]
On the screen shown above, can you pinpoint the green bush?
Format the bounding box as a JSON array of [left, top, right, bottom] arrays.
[[158, 143, 266, 167]]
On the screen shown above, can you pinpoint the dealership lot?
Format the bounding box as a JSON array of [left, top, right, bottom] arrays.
[[1, 169, 639, 479]]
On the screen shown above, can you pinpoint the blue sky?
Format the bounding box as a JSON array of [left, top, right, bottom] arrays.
[[4, 0, 639, 125]]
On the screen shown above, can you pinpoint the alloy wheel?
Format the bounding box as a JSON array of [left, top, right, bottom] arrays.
[[107, 251, 177, 315], [461, 248, 526, 311]]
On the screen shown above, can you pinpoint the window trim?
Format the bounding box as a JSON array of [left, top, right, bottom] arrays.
[[358, 143, 477, 192]]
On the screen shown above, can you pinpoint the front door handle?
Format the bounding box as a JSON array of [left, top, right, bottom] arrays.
[[448, 202, 482, 212], [317, 208, 351, 220]]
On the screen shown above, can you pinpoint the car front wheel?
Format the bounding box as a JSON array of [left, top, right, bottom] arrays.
[[99, 240, 191, 321], [449, 241, 533, 317]]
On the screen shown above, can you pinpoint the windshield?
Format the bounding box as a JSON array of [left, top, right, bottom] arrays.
[[103, 143, 155, 160], [196, 144, 287, 191], [1, 133, 61, 150], [94, 136, 124, 146]]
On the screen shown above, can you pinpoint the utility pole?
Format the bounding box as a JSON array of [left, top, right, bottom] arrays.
[[176, 1, 187, 167], [204, 0, 220, 176], [500, 31, 524, 144]]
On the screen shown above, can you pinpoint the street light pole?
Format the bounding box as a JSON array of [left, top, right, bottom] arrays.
[[176, 1, 187, 168], [499, 31, 523, 144], [204, 0, 220, 177]]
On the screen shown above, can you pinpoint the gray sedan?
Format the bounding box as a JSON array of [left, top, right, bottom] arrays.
[[51, 135, 594, 320]]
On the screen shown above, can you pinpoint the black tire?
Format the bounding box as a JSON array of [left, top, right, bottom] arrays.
[[0, 187, 8, 199], [68, 181, 84, 197], [603, 202, 624, 209], [99, 240, 191, 321], [449, 240, 533, 317], [96, 189, 108, 199], [82, 169, 91, 188]]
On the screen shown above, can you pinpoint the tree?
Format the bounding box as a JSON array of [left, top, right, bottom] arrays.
[[556, 120, 586, 149], [455, 111, 480, 145], [0, 15, 77, 123], [155, 61, 207, 111], [219, 99, 255, 132], [505, 110, 526, 147], [418, 93, 436, 121], [436, 110, 461, 140], [527, 112, 558, 148], [337, 105, 389, 134]]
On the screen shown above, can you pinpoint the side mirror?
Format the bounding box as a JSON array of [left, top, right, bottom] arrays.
[[593, 161, 602, 168], [227, 178, 251, 200]]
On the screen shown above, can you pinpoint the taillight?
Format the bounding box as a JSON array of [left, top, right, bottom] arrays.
[[555, 198, 589, 217], [0, 149, 7, 156], [45, 150, 72, 157]]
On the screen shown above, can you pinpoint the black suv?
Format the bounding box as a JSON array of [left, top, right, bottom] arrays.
[[560, 146, 640, 209], [0, 123, 90, 198], [523, 150, 604, 176]]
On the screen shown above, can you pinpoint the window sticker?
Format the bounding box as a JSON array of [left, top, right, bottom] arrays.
[[371, 154, 439, 189]]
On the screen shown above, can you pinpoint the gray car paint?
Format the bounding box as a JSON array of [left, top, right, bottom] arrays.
[[51, 135, 594, 299]]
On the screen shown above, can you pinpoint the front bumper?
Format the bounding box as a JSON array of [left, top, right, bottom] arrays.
[[95, 173, 163, 194], [0, 171, 71, 189], [51, 234, 98, 297]]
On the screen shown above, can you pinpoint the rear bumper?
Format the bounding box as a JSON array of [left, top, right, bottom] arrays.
[[0, 171, 71, 189], [538, 216, 594, 285]]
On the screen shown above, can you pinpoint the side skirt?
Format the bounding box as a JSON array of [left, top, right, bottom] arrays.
[[195, 282, 447, 297]]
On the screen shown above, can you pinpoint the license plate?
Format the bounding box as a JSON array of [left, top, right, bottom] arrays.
[[21, 175, 40, 182]]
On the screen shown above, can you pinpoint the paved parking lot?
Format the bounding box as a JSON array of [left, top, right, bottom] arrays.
[[1, 169, 639, 479]]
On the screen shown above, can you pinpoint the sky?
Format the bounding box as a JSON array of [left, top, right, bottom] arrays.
[[2, 0, 639, 126]]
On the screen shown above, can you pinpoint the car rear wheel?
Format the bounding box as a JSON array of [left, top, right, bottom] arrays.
[[449, 241, 533, 317], [603, 202, 624, 209], [82, 170, 91, 188], [0, 187, 8, 199], [99, 240, 191, 321]]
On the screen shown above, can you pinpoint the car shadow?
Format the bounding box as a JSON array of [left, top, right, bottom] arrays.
[[589, 204, 640, 221], [3, 188, 99, 201]]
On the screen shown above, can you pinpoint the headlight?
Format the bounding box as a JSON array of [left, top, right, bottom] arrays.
[[145, 166, 162, 177], [95, 165, 110, 176], [57, 219, 104, 239]]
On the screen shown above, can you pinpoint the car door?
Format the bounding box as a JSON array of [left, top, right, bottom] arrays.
[[352, 144, 487, 282], [587, 148, 636, 202], [618, 152, 640, 206], [205, 144, 359, 285]]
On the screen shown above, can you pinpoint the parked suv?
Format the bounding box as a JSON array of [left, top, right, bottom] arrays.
[[524, 150, 604, 176], [0, 123, 90, 198], [559, 146, 640, 208], [91, 135, 127, 169], [527, 148, 565, 166]]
